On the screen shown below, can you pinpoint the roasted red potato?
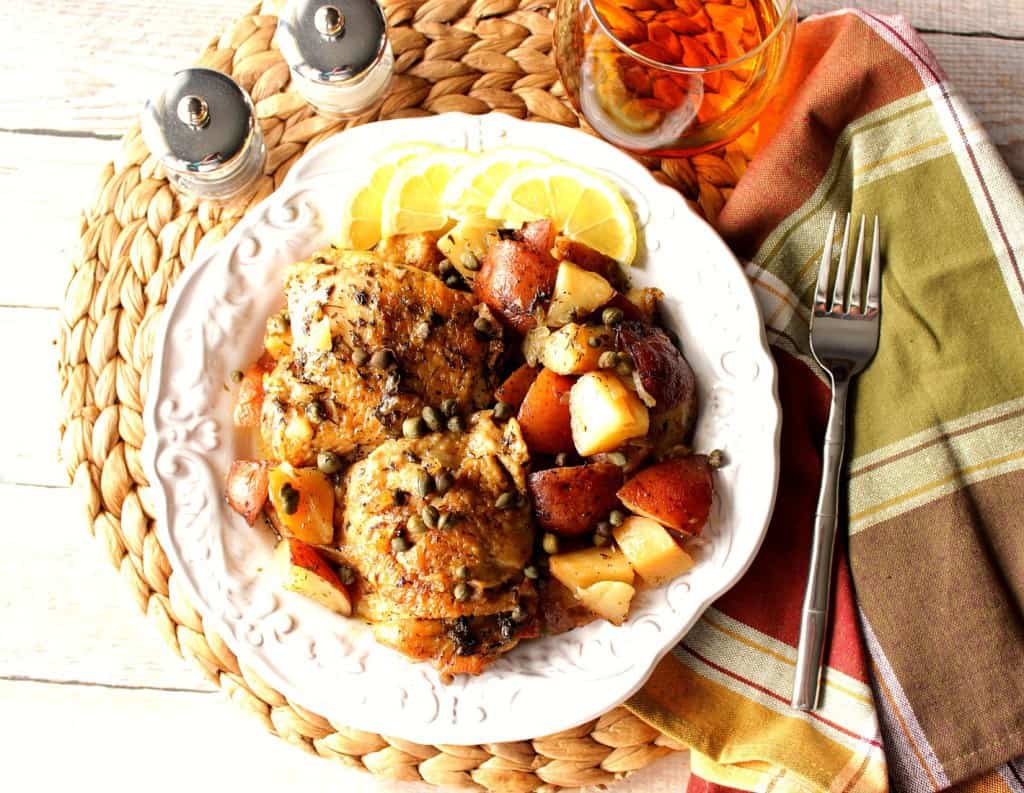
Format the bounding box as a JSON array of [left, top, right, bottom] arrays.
[[495, 364, 539, 409], [517, 368, 576, 455], [617, 322, 695, 411], [232, 353, 274, 428], [603, 292, 647, 323], [617, 454, 714, 535], [473, 239, 558, 333], [516, 219, 557, 266], [553, 236, 620, 284], [275, 537, 353, 616], [225, 460, 270, 525], [527, 463, 624, 535]]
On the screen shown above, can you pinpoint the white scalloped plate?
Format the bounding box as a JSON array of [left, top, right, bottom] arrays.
[[142, 113, 780, 745]]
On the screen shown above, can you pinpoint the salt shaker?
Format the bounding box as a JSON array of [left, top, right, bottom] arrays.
[[141, 68, 266, 201], [277, 0, 393, 117]]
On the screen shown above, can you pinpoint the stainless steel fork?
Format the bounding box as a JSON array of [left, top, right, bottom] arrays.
[[791, 212, 882, 711]]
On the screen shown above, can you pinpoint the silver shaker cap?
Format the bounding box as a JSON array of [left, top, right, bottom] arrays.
[[141, 68, 255, 174], [277, 0, 388, 85]]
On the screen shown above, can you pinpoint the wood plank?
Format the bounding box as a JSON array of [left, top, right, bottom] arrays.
[[0, 308, 66, 487], [0, 483, 210, 690], [0, 679, 690, 791], [800, 0, 1024, 37], [0, 132, 117, 309]]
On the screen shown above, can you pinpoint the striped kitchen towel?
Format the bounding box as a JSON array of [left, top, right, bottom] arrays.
[[627, 10, 1024, 793]]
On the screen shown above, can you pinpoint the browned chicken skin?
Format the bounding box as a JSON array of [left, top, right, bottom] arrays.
[[260, 246, 502, 465]]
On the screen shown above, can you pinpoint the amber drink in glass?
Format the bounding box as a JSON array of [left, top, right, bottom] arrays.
[[555, 0, 796, 156]]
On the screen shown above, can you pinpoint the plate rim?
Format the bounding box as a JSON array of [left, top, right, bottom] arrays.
[[143, 112, 782, 744]]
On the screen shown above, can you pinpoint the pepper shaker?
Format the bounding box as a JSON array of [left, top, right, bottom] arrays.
[[277, 0, 393, 117], [141, 68, 266, 201]]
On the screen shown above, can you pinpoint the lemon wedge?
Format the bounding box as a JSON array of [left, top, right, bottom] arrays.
[[380, 149, 472, 238], [485, 163, 637, 264], [442, 146, 552, 219], [336, 142, 439, 250]]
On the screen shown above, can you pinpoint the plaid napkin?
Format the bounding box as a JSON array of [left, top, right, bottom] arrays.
[[626, 10, 1024, 793]]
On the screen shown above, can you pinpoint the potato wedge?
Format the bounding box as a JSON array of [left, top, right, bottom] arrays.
[[546, 261, 615, 327], [548, 546, 635, 590], [617, 455, 713, 535], [613, 515, 695, 586], [625, 287, 664, 323], [617, 321, 695, 410], [517, 368, 576, 455], [553, 236, 621, 285], [516, 219, 557, 265], [528, 463, 624, 535], [225, 460, 270, 526], [495, 364, 539, 409], [575, 580, 635, 625], [438, 217, 500, 280], [539, 323, 614, 375], [474, 238, 558, 333], [267, 466, 336, 545], [569, 370, 649, 456], [275, 537, 353, 616]]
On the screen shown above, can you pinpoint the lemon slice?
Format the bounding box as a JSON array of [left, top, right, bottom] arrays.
[[442, 146, 552, 219], [336, 142, 439, 250], [486, 163, 637, 264], [380, 149, 472, 238]]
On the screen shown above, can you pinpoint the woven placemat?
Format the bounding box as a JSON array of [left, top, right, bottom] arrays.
[[57, 1, 752, 789]]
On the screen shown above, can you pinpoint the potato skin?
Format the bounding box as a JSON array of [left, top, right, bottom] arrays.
[[226, 460, 270, 525], [495, 364, 539, 409], [517, 368, 576, 455], [474, 239, 557, 333], [617, 455, 713, 535], [528, 463, 624, 535], [617, 321, 695, 410], [553, 237, 621, 285], [516, 219, 557, 265]]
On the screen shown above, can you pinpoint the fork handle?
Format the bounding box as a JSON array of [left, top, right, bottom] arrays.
[[792, 379, 848, 711]]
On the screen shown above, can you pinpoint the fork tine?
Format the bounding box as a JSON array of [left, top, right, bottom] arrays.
[[831, 213, 852, 312], [848, 216, 867, 313], [814, 212, 837, 309], [866, 216, 881, 312]]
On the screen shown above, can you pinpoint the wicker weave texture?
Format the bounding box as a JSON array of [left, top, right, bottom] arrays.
[[56, 1, 747, 789]]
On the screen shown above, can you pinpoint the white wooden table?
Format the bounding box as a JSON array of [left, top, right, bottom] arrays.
[[1, 1, 1020, 791]]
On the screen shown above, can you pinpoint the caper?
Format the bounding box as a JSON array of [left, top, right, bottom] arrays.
[[413, 468, 434, 497], [446, 274, 465, 289], [615, 359, 634, 377], [510, 605, 526, 622], [434, 471, 454, 495], [493, 401, 513, 421], [413, 320, 432, 342], [460, 251, 480, 271], [421, 505, 439, 529], [523, 565, 539, 580], [595, 520, 611, 535], [447, 415, 465, 432], [370, 348, 396, 369], [436, 511, 452, 531], [440, 398, 458, 417], [407, 515, 427, 536], [598, 351, 619, 369], [455, 564, 470, 581], [279, 483, 300, 515], [352, 349, 370, 366], [392, 489, 409, 506], [391, 536, 410, 554], [495, 491, 517, 510], [554, 452, 573, 467], [230, 369, 244, 384], [337, 565, 355, 586], [542, 533, 559, 555], [317, 450, 344, 475], [607, 451, 628, 467], [602, 307, 625, 326], [587, 335, 605, 348], [453, 582, 471, 602], [403, 416, 426, 439], [439, 260, 454, 276], [608, 509, 626, 527], [422, 406, 443, 432], [708, 449, 725, 469], [306, 400, 328, 423], [473, 316, 495, 336], [593, 532, 611, 547]]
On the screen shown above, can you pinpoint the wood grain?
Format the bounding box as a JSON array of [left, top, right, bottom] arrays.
[[800, 0, 1024, 36]]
